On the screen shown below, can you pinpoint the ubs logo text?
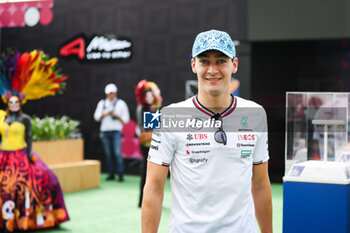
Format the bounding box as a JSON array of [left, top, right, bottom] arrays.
[[194, 134, 208, 140]]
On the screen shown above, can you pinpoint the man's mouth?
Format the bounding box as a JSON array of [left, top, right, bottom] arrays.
[[205, 77, 222, 81]]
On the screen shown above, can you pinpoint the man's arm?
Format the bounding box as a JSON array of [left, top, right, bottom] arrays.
[[112, 101, 130, 124], [141, 161, 169, 233], [252, 162, 273, 233], [93, 100, 105, 122]]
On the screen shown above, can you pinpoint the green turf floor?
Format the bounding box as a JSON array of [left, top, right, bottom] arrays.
[[37, 174, 283, 233]]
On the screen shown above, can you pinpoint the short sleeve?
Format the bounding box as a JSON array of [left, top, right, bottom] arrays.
[[253, 108, 269, 165], [148, 129, 176, 167]]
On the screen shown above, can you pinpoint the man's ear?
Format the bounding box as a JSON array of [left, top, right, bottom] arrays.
[[191, 58, 197, 73], [232, 58, 238, 74]]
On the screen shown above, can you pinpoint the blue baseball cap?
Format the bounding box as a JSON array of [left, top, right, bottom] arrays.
[[192, 29, 236, 59]]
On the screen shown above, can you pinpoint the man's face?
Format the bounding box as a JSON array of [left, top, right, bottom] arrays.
[[8, 96, 20, 112], [106, 92, 116, 101], [191, 50, 238, 96]]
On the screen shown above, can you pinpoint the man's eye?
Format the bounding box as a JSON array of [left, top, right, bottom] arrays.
[[218, 60, 226, 64], [200, 60, 208, 64]]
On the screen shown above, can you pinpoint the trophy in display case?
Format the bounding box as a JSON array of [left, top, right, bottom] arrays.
[[283, 92, 350, 233]]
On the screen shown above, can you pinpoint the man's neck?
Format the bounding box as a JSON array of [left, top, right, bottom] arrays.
[[197, 91, 233, 113]]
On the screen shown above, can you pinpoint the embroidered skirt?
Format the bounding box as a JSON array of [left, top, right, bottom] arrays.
[[0, 148, 69, 231]]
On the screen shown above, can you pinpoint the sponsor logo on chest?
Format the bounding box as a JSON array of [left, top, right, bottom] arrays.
[[237, 134, 256, 141], [236, 143, 255, 148], [241, 150, 252, 158], [189, 158, 208, 164], [186, 133, 208, 141], [185, 143, 210, 155]]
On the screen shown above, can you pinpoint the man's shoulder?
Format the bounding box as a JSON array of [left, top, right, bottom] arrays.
[[96, 99, 106, 106], [163, 97, 193, 109], [116, 98, 128, 106]]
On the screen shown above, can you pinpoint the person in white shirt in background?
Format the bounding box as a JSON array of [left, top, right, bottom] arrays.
[[94, 83, 130, 182]]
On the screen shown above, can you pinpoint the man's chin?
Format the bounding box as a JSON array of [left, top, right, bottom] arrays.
[[207, 89, 223, 96]]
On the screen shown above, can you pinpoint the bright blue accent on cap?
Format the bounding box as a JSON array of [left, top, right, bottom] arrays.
[[192, 29, 236, 59]]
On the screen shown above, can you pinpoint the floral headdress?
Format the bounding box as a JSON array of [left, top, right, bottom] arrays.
[[135, 79, 162, 110], [0, 48, 67, 105]]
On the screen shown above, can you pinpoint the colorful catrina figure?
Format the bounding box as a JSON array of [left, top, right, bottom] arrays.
[[0, 48, 69, 232], [135, 79, 162, 207]]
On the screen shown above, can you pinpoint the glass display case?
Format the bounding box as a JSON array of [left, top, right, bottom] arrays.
[[285, 92, 350, 176], [283, 92, 350, 233]]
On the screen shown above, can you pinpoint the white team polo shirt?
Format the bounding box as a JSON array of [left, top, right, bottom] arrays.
[[148, 96, 269, 233]]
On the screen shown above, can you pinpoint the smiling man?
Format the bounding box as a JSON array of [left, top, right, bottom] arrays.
[[141, 29, 273, 233]]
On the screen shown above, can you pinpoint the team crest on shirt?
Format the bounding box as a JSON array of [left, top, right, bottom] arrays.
[[240, 116, 248, 128]]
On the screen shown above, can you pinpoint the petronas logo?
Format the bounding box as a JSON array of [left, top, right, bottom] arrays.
[[241, 116, 248, 128]]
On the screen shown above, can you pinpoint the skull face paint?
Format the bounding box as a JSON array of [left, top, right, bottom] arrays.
[[145, 91, 154, 105], [8, 96, 20, 112], [2, 200, 15, 220]]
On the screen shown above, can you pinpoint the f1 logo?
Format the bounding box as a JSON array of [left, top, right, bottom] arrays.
[[143, 110, 161, 129]]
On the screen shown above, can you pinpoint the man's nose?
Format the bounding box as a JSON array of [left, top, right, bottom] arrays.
[[207, 63, 218, 75]]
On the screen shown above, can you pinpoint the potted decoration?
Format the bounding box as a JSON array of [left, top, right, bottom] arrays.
[[31, 116, 83, 165]]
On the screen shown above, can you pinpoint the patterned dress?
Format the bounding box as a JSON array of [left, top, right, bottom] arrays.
[[0, 112, 69, 231]]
